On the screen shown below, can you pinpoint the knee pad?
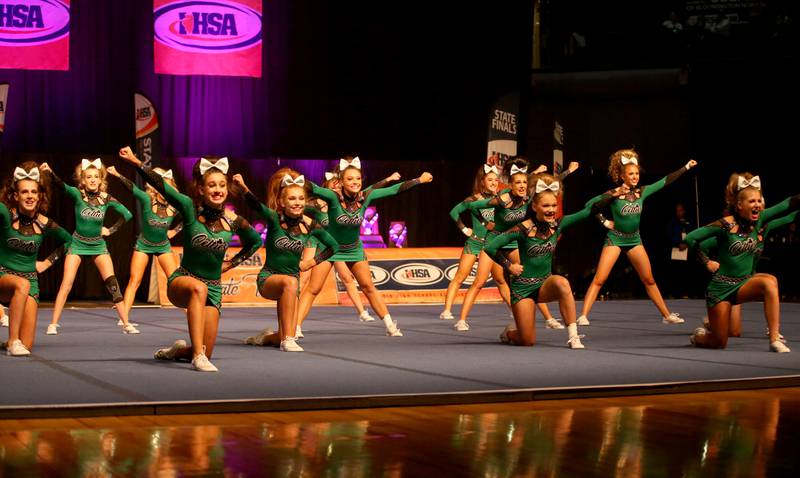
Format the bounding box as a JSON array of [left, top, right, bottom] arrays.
[[104, 276, 123, 303]]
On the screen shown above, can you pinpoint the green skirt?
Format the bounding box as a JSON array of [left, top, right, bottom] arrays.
[[604, 229, 642, 248], [462, 236, 485, 256], [134, 235, 172, 255], [0, 266, 39, 304], [509, 274, 550, 305], [168, 267, 222, 311], [705, 274, 750, 308], [68, 232, 108, 256], [329, 240, 367, 262]]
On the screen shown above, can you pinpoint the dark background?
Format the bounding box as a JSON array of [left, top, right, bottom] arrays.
[[1, 1, 797, 301]]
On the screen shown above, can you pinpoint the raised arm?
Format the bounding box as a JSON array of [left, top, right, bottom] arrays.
[[363, 172, 433, 205], [39, 163, 81, 202], [762, 193, 800, 224], [107, 165, 151, 206], [309, 181, 340, 205], [365, 172, 401, 192], [232, 173, 279, 225], [764, 210, 799, 234], [642, 160, 697, 200], [561, 192, 617, 231]]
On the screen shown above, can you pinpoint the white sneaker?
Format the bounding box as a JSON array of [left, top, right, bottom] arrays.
[[244, 328, 274, 346], [567, 335, 586, 349], [6, 339, 31, 356], [439, 311, 455, 320], [545, 318, 565, 329], [0, 316, 8, 327], [121, 323, 140, 334], [191, 349, 218, 372], [690, 327, 707, 346], [499, 325, 515, 344], [663, 312, 685, 324], [280, 337, 305, 352], [117, 319, 139, 326], [295, 325, 304, 339], [46, 323, 60, 335], [576, 315, 590, 326], [765, 329, 786, 343], [154, 339, 188, 360], [770, 340, 791, 353], [453, 321, 470, 332], [385, 321, 403, 337], [359, 310, 376, 322]]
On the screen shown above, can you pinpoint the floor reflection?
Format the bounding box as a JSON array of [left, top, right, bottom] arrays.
[[1, 389, 798, 477]]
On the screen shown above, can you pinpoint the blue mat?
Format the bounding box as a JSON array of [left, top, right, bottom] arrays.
[[2, 300, 799, 415]]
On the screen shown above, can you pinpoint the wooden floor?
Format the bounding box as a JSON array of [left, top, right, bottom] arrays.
[[1, 388, 798, 476]]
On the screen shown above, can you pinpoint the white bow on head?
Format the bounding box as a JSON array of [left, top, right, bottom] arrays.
[[81, 158, 103, 170], [158, 169, 174, 180], [483, 164, 499, 175], [737, 175, 761, 191], [620, 155, 638, 166], [324, 172, 337, 181], [282, 174, 306, 187], [339, 157, 361, 171], [535, 179, 560, 194], [510, 164, 528, 175], [199, 157, 229, 175], [14, 167, 40, 182]]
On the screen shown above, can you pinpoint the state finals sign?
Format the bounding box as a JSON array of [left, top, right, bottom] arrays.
[[153, 0, 262, 77], [0, 1, 70, 71]]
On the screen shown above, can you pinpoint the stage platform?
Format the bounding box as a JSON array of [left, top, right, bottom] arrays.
[[2, 300, 799, 418]]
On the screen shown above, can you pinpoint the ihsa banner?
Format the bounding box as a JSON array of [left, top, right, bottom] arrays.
[[153, 0, 262, 77], [0, 1, 70, 71]]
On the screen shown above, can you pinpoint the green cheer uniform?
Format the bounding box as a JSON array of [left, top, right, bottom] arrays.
[[485, 193, 612, 304], [136, 166, 262, 310], [113, 175, 182, 254], [595, 165, 691, 249], [450, 193, 494, 256], [466, 189, 530, 250], [686, 194, 800, 307], [0, 203, 71, 303], [310, 178, 425, 262], [244, 192, 339, 293]]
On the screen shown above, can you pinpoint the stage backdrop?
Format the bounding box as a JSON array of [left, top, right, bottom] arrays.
[[0, 0, 70, 71]]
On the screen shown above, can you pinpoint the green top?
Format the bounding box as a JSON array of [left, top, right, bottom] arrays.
[[0, 202, 72, 273], [597, 166, 689, 234], [305, 177, 394, 229], [485, 193, 611, 278], [49, 172, 133, 239], [466, 188, 530, 233], [449, 194, 494, 239], [310, 179, 423, 245], [686, 194, 800, 278], [114, 175, 181, 246], [245, 192, 339, 275], [136, 166, 262, 281]]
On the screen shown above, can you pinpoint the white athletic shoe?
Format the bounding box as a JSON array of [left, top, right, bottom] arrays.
[[121, 323, 140, 334], [567, 335, 586, 349], [117, 319, 139, 326], [770, 340, 791, 353], [439, 311, 455, 320], [690, 327, 707, 346], [191, 349, 218, 372], [244, 328, 274, 346], [154, 339, 188, 360], [295, 325, 304, 339], [46, 323, 60, 335], [663, 312, 685, 324], [765, 329, 786, 343], [576, 315, 590, 326], [0, 316, 8, 327], [545, 318, 565, 329], [453, 320, 470, 332], [280, 337, 304, 352], [6, 339, 31, 356], [499, 325, 515, 344], [359, 310, 376, 322], [385, 321, 403, 337]]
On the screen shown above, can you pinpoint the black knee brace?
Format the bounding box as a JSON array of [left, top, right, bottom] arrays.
[[105, 276, 123, 303]]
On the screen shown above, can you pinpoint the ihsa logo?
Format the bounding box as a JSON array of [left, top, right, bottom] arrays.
[[154, 0, 261, 53], [0, 1, 70, 46]]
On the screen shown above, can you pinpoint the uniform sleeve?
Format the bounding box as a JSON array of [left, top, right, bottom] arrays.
[[450, 197, 483, 231], [310, 225, 340, 263], [765, 210, 799, 234], [561, 193, 615, 231], [42, 219, 72, 265], [310, 182, 340, 205], [136, 166, 196, 225], [642, 165, 690, 200], [0, 202, 9, 229], [107, 197, 133, 222], [684, 223, 725, 250], [112, 173, 151, 207], [761, 194, 800, 224], [364, 176, 396, 192], [226, 217, 262, 270], [484, 227, 523, 262], [243, 191, 279, 224], [362, 178, 424, 206]]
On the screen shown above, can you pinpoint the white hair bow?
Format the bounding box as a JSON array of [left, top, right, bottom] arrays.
[[13, 167, 40, 182], [534, 179, 560, 194], [199, 157, 229, 175], [483, 164, 499, 175], [81, 158, 103, 170], [282, 174, 306, 187], [620, 155, 638, 166], [737, 175, 761, 191], [158, 169, 174, 180], [324, 172, 336, 181], [339, 157, 361, 171], [510, 164, 528, 175]]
